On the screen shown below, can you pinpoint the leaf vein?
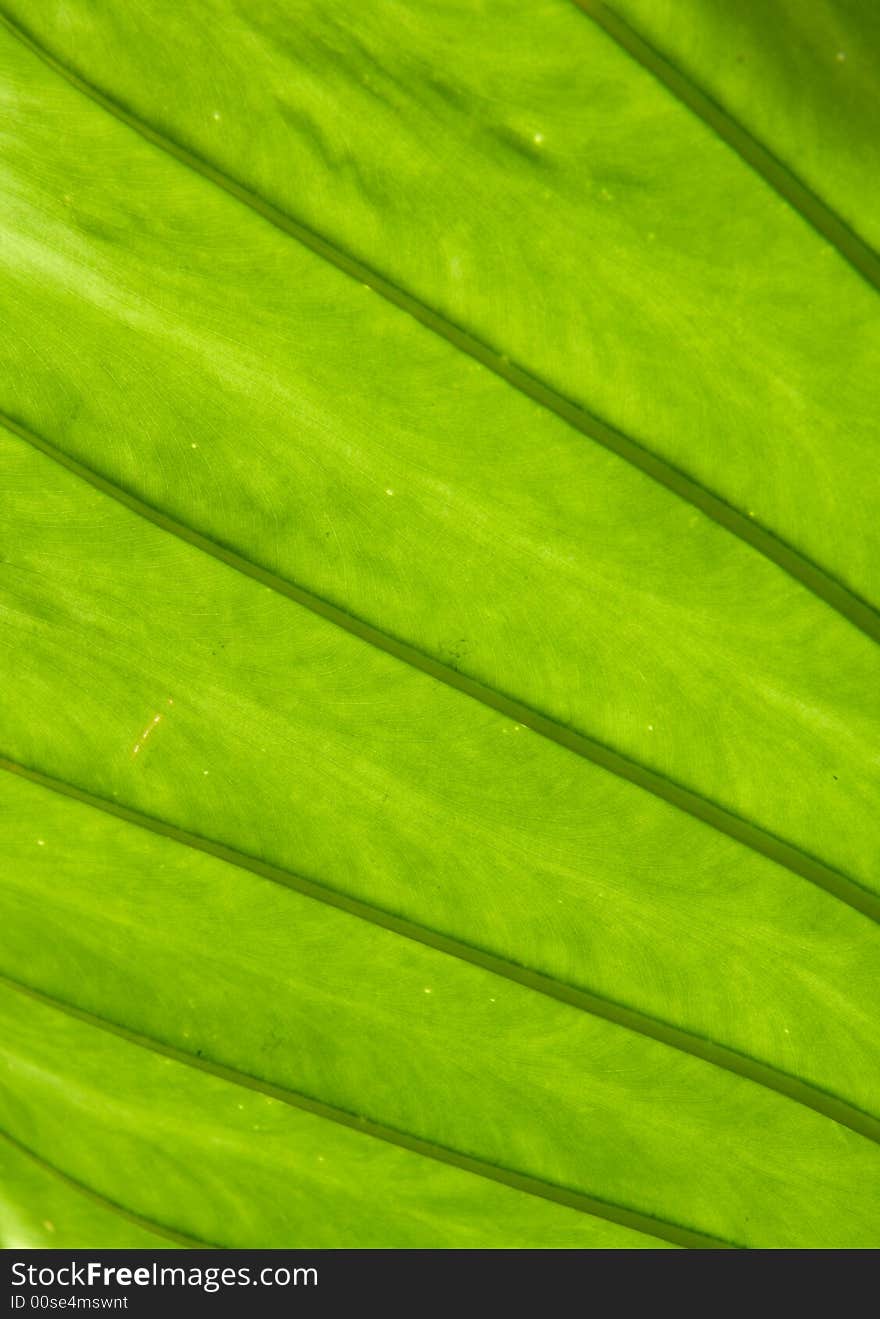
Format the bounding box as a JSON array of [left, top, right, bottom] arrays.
[[0, 10, 877, 643], [1, 754, 877, 1149], [0, 973, 735, 1250], [570, 1, 880, 293], [0, 1128, 213, 1248], [3, 411, 877, 930]]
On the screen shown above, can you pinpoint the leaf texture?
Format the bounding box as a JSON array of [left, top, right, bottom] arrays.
[[0, 1, 878, 1249]]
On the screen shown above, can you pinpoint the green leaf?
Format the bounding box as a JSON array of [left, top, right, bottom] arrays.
[[0, 0, 878, 1250]]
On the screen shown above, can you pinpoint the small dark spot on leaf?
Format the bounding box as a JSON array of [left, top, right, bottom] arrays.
[[439, 637, 471, 670]]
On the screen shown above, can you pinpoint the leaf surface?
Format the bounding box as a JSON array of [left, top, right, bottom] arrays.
[[0, 0, 878, 1249], [590, 0, 880, 259]]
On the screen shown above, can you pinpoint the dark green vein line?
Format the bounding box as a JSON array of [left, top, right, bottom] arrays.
[[0, 973, 727, 1250], [0, 1128, 212, 1248], [571, 1, 880, 295], [2, 753, 878, 1151], [0, 12, 877, 646], [3, 409, 878, 930]]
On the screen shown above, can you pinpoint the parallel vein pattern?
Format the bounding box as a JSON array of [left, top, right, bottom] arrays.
[[1, 9, 877, 644], [0, 974, 737, 1250], [3, 412, 876, 924], [2, 752, 877, 1145], [2, 0, 879, 1250]]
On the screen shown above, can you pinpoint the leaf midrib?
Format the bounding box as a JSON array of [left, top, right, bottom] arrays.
[[0, 972, 735, 1250], [4, 410, 878, 930], [2, 752, 878, 1150], [0, 9, 878, 644]]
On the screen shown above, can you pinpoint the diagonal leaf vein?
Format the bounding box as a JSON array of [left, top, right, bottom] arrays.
[[0, 10, 877, 644], [0, 973, 735, 1250], [1, 753, 877, 1149], [2, 410, 878, 930], [570, 1, 880, 294], [0, 1128, 214, 1248]]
